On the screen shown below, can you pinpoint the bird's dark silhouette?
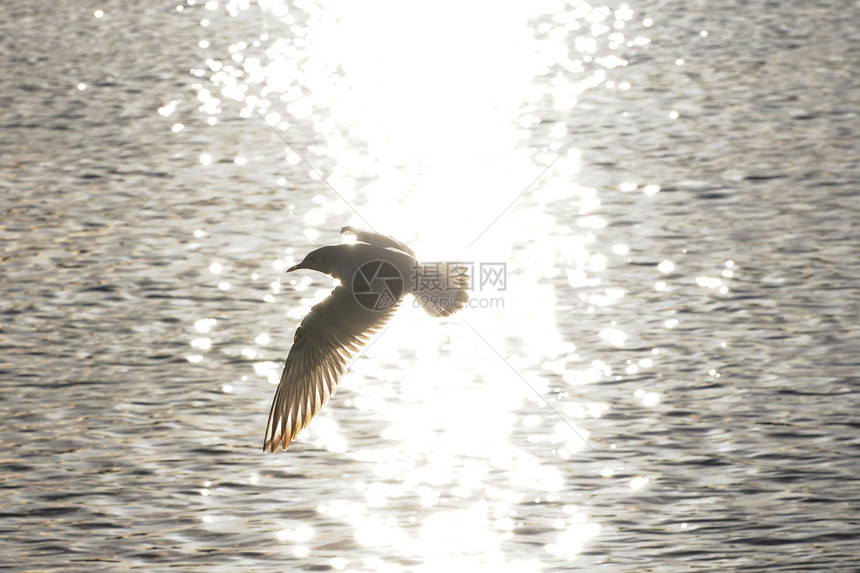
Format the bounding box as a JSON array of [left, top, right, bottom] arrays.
[[264, 227, 469, 453]]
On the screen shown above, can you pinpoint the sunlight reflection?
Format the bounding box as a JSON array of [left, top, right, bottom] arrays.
[[194, 318, 217, 333], [599, 327, 627, 347], [192, 0, 657, 566], [629, 476, 650, 490], [635, 389, 660, 407], [546, 520, 601, 560], [276, 525, 313, 543], [253, 360, 280, 385]]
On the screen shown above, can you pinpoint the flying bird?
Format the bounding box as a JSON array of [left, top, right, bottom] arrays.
[[264, 226, 470, 452]]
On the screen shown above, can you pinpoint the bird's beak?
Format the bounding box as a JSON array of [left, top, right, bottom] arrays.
[[286, 262, 304, 273]]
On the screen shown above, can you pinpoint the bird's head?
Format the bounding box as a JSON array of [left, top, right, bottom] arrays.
[[287, 245, 342, 278]]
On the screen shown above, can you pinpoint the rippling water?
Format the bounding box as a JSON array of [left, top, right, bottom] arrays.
[[3, 0, 859, 571]]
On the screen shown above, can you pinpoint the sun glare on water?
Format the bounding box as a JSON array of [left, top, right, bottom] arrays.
[[186, 0, 652, 567]]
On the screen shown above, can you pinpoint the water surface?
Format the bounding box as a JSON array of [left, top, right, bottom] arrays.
[[2, 0, 859, 571]]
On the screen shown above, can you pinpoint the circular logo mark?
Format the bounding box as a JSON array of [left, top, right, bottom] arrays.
[[352, 260, 405, 311]]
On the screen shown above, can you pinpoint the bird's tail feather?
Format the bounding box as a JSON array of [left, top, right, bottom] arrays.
[[412, 263, 470, 317]]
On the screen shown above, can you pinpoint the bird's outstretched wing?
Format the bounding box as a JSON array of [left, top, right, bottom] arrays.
[[341, 226, 416, 257], [264, 285, 399, 452]]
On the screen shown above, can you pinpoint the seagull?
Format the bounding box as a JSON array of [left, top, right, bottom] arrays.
[[263, 226, 470, 453]]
